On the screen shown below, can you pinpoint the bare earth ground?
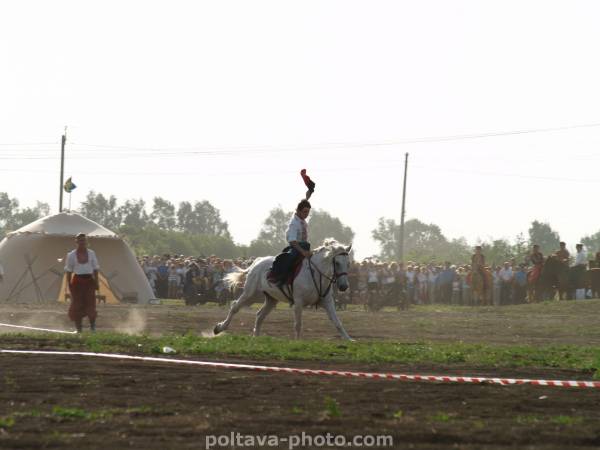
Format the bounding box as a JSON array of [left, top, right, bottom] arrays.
[[2, 302, 600, 449]]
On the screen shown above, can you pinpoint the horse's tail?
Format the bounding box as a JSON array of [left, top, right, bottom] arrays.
[[223, 270, 248, 290]]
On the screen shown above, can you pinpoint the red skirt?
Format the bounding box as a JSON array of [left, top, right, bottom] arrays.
[[68, 275, 97, 322]]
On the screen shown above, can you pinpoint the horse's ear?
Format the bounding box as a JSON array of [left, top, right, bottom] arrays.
[[346, 244, 352, 253]]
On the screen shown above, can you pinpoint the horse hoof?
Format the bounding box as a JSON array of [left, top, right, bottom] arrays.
[[213, 325, 221, 335]]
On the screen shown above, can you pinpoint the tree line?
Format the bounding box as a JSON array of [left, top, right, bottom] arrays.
[[1, 190, 599, 263], [0, 191, 354, 259], [372, 217, 598, 265]]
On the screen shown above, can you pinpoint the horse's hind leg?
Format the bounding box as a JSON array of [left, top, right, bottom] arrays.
[[213, 291, 253, 335], [253, 294, 277, 337]]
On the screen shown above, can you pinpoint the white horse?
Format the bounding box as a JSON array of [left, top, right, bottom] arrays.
[[213, 238, 353, 340]]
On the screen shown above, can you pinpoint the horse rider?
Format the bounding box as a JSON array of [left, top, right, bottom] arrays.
[[269, 199, 313, 287], [528, 244, 544, 285], [555, 241, 570, 265], [471, 245, 487, 290]]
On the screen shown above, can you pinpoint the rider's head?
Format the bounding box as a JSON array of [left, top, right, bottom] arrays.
[[533, 244, 540, 251], [560, 241, 566, 248], [296, 199, 311, 220]]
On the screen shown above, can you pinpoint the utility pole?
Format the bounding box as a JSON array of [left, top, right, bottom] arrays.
[[59, 128, 67, 212], [399, 152, 409, 262]]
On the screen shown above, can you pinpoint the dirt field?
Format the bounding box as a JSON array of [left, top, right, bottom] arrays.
[[2, 302, 600, 449], [2, 299, 600, 345]]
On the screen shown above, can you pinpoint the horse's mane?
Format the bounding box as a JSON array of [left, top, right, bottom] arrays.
[[313, 238, 350, 260]]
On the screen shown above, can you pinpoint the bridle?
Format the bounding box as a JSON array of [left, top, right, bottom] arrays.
[[308, 251, 349, 301]]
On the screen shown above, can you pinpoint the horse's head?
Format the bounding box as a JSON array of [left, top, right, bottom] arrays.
[[315, 239, 353, 292], [332, 244, 352, 292]]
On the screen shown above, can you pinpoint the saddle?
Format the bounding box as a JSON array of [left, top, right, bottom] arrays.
[[267, 253, 304, 286]]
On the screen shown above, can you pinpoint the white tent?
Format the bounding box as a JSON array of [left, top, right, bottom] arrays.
[[0, 212, 154, 304]]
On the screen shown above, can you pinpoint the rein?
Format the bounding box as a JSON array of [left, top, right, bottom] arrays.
[[308, 251, 349, 303]]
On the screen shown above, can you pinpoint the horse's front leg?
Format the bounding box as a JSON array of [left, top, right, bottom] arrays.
[[292, 302, 303, 339], [322, 295, 353, 341]]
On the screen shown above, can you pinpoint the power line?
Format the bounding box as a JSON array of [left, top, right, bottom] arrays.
[[69, 120, 600, 153], [1, 161, 600, 184], [0, 142, 57, 146], [1, 120, 600, 160]]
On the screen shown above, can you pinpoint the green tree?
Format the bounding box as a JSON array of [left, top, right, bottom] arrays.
[[248, 206, 289, 256], [120, 225, 241, 258], [118, 199, 149, 229], [372, 218, 400, 261], [0, 192, 20, 235], [309, 209, 354, 247], [150, 197, 176, 230], [581, 231, 600, 254], [79, 191, 122, 230], [372, 217, 471, 263], [176, 200, 230, 237], [528, 220, 560, 256], [0, 195, 49, 237], [480, 239, 514, 267], [512, 232, 529, 264]]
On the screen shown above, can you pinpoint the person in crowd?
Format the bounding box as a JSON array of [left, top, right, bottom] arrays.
[[0, 260, 4, 283], [461, 266, 472, 305], [348, 261, 360, 304], [156, 256, 169, 298], [438, 262, 455, 304], [573, 244, 588, 300], [513, 263, 528, 304], [492, 266, 502, 306], [64, 233, 100, 333], [498, 261, 514, 305], [471, 246, 487, 290], [451, 267, 462, 305], [556, 241, 570, 264], [167, 264, 180, 299], [405, 265, 416, 304], [427, 266, 438, 303], [366, 261, 380, 305]]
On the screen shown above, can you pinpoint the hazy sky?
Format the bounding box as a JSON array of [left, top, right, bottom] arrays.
[[2, 1, 600, 258]]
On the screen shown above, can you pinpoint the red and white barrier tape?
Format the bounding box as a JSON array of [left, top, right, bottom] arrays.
[[1, 349, 598, 389], [0, 323, 77, 334]]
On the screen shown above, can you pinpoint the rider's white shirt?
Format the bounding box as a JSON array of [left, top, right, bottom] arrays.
[[286, 214, 308, 243]]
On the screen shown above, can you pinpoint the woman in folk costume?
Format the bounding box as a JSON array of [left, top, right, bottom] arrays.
[[65, 233, 100, 332]]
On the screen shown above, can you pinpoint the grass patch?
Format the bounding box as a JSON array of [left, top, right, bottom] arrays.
[[550, 415, 584, 426], [2, 330, 600, 372], [51, 406, 89, 419], [516, 414, 542, 425], [430, 412, 454, 422], [323, 396, 341, 418], [0, 417, 15, 428]]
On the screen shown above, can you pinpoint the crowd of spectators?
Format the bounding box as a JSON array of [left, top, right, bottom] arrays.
[[139, 247, 600, 307], [342, 259, 530, 308], [139, 254, 253, 304]]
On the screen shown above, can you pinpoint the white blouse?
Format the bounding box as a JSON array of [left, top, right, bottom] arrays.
[[285, 214, 308, 243], [64, 249, 100, 275]]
